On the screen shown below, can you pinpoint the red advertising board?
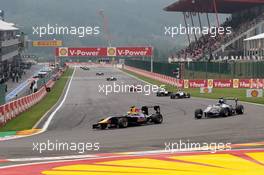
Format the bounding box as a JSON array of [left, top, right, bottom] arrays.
[[213, 79, 232, 88], [116, 47, 153, 57], [239, 79, 251, 88], [251, 79, 264, 89], [56, 47, 107, 57], [177, 79, 184, 88], [56, 47, 153, 57], [189, 80, 207, 88], [259, 79, 264, 88]]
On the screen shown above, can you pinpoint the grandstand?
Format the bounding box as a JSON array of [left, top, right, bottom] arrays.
[[164, 0, 264, 61], [0, 13, 26, 84]]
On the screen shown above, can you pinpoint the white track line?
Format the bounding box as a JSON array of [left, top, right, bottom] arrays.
[[0, 67, 76, 141], [7, 154, 97, 162], [1, 148, 263, 169], [42, 67, 76, 131], [0, 155, 136, 169]]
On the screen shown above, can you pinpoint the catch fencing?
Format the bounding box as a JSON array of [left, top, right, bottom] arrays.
[[124, 65, 264, 89], [125, 60, 264, 79]]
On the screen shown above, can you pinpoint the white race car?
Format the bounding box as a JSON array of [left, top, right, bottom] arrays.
[[195, 98, 244, 119]]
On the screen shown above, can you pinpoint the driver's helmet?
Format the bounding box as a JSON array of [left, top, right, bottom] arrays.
[[178, 89, 183, 92], [219, 98, 225, 104], [128, 106, 140, 114]]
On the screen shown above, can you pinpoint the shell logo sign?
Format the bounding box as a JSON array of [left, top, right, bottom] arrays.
[[207, 79, 214, 88], [107, 47, 116, 57], [246, 89, 263, 98], [233, 79, 239, 88], [58, 47, 68, 57], [184, 80, 189, 89], [251, 90, 259, 97], [200, 87, 213, 94]]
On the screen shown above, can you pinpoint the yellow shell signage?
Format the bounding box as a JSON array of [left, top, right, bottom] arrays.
[[107, 47, 117, 57], [32, 40, 63, 47], [58, 47, 68, 57], [207, 79, 214, 88]]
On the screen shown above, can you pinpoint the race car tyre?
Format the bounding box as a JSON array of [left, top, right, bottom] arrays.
[[171, 94, 179, 99], [195, 109, 203, 119], [236, 105, 244, 114], [170, 95, 175, 99], [100, 124, 107, 130], [220, 108, 229, 117], [152, 114, 163, 124], [118, 117, 128, 128], [227, 108, 232, 116], [186, 93, 191, 98]]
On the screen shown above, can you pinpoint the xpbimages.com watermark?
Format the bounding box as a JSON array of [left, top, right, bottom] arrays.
[[32, 24, 101, 38], [164, 24, 232, 38], [165, 140, 232, 153], [98, 83, 166, 96], [32, 140, 100, 154]]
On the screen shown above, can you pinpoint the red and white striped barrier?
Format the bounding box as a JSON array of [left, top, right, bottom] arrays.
[[124, 65, 264, 89], [0, 70, 64, 127], [124, 66, 178, 87]]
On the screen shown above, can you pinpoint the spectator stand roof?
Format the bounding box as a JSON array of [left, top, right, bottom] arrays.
[[244, 33, 264, 41], [164, 0, 264, 13], [0, 20, 18, 31]]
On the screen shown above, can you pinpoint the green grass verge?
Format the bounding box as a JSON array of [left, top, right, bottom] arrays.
[[0, 68, 74, 132], [123, 69, 264, 105]]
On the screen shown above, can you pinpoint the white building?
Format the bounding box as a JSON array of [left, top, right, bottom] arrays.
[[244, 33, 264, 59], [0, 19, 22, 80]]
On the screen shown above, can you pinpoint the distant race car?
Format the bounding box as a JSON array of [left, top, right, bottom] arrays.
[[170, 91, 191, 99], [194, 98, 244, 119], [93, 106, 163, 129], [96, 72, 104, 76], [106, 77, 117, 81], [80, 66, 90, 71], [156, 89, 172, 97]]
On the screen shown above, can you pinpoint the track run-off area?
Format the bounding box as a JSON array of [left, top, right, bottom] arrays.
[[0, 65, 263, 174]]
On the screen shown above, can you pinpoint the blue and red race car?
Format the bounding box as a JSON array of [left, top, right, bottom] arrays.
[[92, 106, 163, 129]]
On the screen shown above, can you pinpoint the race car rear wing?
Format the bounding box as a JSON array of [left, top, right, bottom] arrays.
[[221, 97, 239, 105], [141, 106, 160, 115]]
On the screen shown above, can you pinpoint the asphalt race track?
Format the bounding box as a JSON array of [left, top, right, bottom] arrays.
[[0, 67, 264, 160]]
